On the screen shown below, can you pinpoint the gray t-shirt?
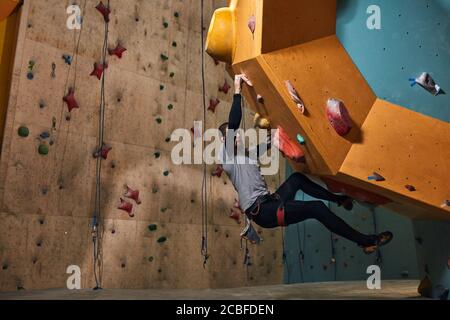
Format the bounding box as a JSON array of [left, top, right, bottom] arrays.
[[219, 143, 270, 212]]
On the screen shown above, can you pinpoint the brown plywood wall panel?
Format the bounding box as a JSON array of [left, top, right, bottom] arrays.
[[0, 0, 284, 291]]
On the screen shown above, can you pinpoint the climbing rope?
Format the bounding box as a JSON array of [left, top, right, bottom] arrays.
[[200, 0, 209, 268], [92, 0, 111, 290]]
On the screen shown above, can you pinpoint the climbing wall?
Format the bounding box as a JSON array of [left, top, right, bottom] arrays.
[[0, 0, 285, 291]]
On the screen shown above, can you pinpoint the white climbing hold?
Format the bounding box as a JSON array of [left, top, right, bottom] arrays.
[[284, 80, 305, 114], [410, 72, 443, 96]]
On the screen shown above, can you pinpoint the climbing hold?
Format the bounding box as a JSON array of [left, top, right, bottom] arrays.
[[157, 236, 167, 243], [296, 134, 305, 145], [155, 117, 162, 124], [285, 80, 305, 114], [38, 143, 49, 156], [409, 72, 443, 96], [405, 185, 416, 192], [160, 54, 169, 61], [163, 21, 168, 28], [165, 137, 170, 142], [63, 88, 79, 112], [213, 58, 219, 65], [368, 172, 385, 182], [18, 126, 29, 138], [326, 98, 352, 136], [62, 54, 72, 65], [154, 151, 161, 158], [163, 170, 169, 176], [93, 143, 112, 160], [148, 224, 157, 231], [174, 12, 179, 18], [95, 1, 111, 23], [90, 62, 108, 80], [273, 126, 305, 163], [152, 186, 158, 194], [172, 41, 177, 47], [257, 94, 264, 103], [208, 98, 220, 113], [218, 80, 231, 94], [108, 43, 127, 59], [39, 100, 46, 109], [27, 60, 35, 80], [160, 207, 168, 213], [253, 113, 270, 129], [39, 131, 50, 140], [211, 165, 223, 178], [124, 185, 141, 204], [440, 200, 450, 208], [51, 62, 56, 78], [169, 72, 175, 78], [118, 198, 134, 217], [247, 15, 256, 34], [160, 84, 165, 91], [167, 104, 174, 110]]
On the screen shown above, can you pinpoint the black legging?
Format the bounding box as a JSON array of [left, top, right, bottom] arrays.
[[248, 173, 377, 247]]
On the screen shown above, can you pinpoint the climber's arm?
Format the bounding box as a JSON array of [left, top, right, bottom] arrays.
[[228, 74, 253, 132]]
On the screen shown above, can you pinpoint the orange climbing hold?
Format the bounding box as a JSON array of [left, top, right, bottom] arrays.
[[63, 88, 79, 112], [273, 126, 305, 163]]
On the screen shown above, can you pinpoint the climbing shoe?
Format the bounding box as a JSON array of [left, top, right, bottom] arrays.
[[338, 196, 354, 211], [362, 231, 393, 255]]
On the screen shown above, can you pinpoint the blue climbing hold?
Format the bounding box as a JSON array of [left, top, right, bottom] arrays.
[[62, 54, 72, 65], [296, 134, 305, 145]]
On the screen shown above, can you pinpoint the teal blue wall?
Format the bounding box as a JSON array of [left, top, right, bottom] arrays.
[[284, 0, 450, 293]]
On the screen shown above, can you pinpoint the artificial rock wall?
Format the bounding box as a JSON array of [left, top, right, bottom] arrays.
[[0, 0, 284, 291]]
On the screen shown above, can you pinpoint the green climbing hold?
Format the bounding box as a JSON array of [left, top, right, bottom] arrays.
[[160, 54, 169, 61], [154, 151, 161, 158], [174, 12, 179, 18], [172, 41, 177, 47], [163, 21, 168, 28], [38, 144, 49, 155], [160, 207, 167, 213], [163, 170, 169, 176], [148, 256, 154, 262], [148, 224, 157, 231], [165, 137, 171, 142], [169, 72, 175, 78], [160, 84, 165, 91], [167, 104, 173, 110], [18, 126, 29, 138], [156, 117, 162, 124], [297, 134, 305, 145], [157, 236, 167, 243], [152, 186, 159, 194]]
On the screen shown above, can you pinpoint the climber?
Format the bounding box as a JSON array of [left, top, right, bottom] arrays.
[[218, 74, 393, 254]]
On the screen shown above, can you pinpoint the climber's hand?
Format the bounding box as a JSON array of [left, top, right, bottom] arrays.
[[234, 74, 253, 94]]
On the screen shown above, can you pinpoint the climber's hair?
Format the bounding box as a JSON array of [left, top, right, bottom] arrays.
[[218, 122, 229, 138]]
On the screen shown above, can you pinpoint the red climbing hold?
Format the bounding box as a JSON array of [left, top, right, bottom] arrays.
[[93, 143, 112, 160], [219, 81, 231, 94], [208, 98, 220, 113], [124, 185, 141, 204], [248, 15, 256, 34], [63, 88, 79, 112], [90, 62, 108, 80], [95, 1, 111, 23], [108, 43, 127, 59], [118, 198, 134, 217], [273, 126, 305, 163], [285, 80, 305, 114], [405, 185, 416, 192], [229, 207, 241, 224], [211, 165, 224, 178], [326, 99, 352, 136]]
